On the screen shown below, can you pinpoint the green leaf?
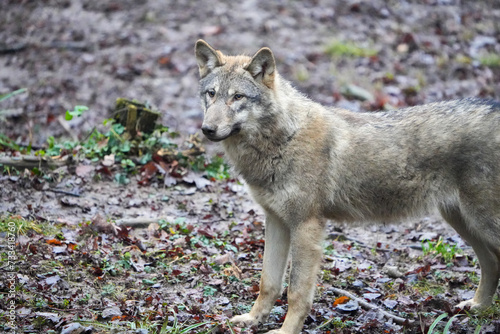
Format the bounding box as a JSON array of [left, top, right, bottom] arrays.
[[203, 285, 217, 296], [427, 313, 448, 334], [0, 88, 27, 103], [142, 279, 156, 285], [65, 105, 88, 121], [138, 152, 152, 165], [65, 110, 73, 121], [443, 314, 462, 334]]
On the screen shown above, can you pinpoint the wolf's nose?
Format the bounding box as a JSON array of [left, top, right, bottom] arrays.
[[201, 124, 217, 137]]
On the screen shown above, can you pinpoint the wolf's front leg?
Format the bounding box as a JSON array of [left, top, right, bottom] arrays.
[[271, 217, 325, 334], [231, 212, 291, 327]]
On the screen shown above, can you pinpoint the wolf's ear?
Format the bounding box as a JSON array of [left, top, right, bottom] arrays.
[[195, 40, 224, 78], [246, 47, 276, 88]]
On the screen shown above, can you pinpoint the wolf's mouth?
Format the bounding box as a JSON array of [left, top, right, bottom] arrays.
[[205, 124, 241, 142]]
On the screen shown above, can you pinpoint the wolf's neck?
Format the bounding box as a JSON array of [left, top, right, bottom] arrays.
[[221, 78, 309, 186]]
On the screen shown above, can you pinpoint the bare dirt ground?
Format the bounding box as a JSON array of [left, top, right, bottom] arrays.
[[1, 0, 500, 333]]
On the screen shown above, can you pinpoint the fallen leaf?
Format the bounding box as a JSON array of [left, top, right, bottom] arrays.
[[45, 275, 61, 285], [102, 154, 115, 167], [333, 296, 350, 306], [34, 312, 60, 322], [383, 299, 398, 309], [76, 164, 95, 178], [52, 246, 67, 254], [363, 293, 381, 301], [47, 239, 63, 245]]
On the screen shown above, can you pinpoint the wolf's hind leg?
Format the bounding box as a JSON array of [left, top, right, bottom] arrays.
[[438, 203, 500, 309], [231, 212, 291, 327]]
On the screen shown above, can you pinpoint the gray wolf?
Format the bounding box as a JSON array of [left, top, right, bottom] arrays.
[[194, 39, 500, 334]]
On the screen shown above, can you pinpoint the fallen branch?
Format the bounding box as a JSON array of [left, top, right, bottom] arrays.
[[0, 42, 27, 54], [0, 156, 69, 169], [115, 218, 161, 227], [330, 287, 412, 325]]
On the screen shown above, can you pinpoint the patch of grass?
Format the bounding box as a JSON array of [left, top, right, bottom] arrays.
[[325, 40, 377, 58], [411, 279, 446, 296], [0, 214, 42, 235], [479, 53, 500, 67], [467, 271, 480, 285], [156, 311, 214, 334], [467, 297, 500, 328]]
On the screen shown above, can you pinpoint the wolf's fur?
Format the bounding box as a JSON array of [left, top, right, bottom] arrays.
[[195, 40, 500, 334]]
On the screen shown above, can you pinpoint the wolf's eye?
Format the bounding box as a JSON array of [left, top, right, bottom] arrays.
[[234, 94, 244, 101], [207, 90, 216, 98]]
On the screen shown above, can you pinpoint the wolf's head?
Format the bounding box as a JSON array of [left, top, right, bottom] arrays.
[[195, 40, 276, 142]]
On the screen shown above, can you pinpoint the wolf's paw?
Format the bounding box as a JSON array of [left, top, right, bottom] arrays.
[[230, 313, 260, 327], [455, 299, 486, 311]]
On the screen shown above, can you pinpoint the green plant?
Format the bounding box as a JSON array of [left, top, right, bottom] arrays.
[[0, 88, 27, 103], [190, 154, 231, 180], [427, 314, 474, 334], [422, 237, 461, 263], [101, 284, 116, 297], [203, 285, 217, 296], [315, 316, 355, 330], [2, 102, 232, 185], [0, 133, 21, 151], [65, 105, 89, 120]]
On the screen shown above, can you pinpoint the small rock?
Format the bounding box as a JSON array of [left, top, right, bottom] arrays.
[[383, 265, 404, 278], [102, 306, 122, 319]]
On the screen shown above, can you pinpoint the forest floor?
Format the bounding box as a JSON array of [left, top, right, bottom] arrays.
[[1, 0, 500, 333]]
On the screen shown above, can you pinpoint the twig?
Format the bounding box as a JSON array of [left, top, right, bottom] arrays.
[[0, 43, 27, 54], [57, 115, 78, 141], [46, 189, 81, 197], [330, 287, 413, 325]]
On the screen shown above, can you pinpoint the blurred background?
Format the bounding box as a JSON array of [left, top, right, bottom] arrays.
[[1, 0, 499, 146]]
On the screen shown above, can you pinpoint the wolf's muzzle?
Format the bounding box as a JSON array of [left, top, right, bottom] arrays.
[[201, 123, 241, 142], [201, 124, 217, 137]]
